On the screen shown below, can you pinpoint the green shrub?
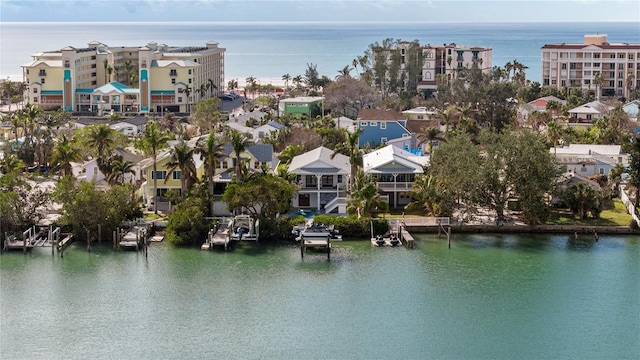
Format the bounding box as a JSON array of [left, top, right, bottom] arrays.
[[631, 220, 639, 230], [311, 215, 388, 238], [166, 197, 207, 246]]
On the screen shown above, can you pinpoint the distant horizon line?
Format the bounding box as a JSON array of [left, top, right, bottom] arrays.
[[3, 20, 639, 25]]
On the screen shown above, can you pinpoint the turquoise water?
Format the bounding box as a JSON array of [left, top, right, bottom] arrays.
[[1, 233, 639, 359]]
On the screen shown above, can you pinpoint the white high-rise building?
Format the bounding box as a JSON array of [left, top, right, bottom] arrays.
[[541, 34, 640, 99]]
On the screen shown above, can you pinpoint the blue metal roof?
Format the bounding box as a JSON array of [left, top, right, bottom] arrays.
[[41, 90, 62, 95], [75, 88, 94, 94], [150, 90, 174, 95]]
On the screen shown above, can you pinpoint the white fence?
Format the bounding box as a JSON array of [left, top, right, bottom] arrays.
[[619, 185, 640, 227]]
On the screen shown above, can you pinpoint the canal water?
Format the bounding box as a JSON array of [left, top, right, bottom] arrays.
[[1, 233, 638, 359]]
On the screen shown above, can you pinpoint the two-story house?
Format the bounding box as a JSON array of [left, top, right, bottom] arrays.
[[287, 146, 350, 214], [357, 108, 410, 148], [363, 145, 429, 209]]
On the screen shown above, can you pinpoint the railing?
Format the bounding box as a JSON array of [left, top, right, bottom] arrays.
[[388, 217, 449, 227], [297, 183, 346, 190], [376, 182, 414, 190]]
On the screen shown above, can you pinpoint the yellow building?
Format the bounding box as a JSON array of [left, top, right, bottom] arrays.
[[542, 34, 640, 99], [22, 41, 225, 113]]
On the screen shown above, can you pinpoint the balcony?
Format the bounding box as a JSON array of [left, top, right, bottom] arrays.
[[376, 182, 414, 191]]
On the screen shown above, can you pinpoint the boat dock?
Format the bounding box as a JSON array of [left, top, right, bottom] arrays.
[[300, 234, 332, 260], [118, 221, 152, 251], [3, 226, 70, 256], [201, 223, 231, 251]]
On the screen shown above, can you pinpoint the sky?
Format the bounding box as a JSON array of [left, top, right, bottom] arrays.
[[1, 0, 639, 23]]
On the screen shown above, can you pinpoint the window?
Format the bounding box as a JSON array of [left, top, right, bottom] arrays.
[[33, 97, 38, 102], [64, 60, 70, 68], [599, 168, 605, 175], [39, 69, 46, 76], [171, 78, 176, 84], [188, 69, 192, 75], [178, 88, 184, 93], [580, 164, 587, 172], [178, 97, 182, 103], [370, 121, 377, 127], [222, 161, 228, 169], [561, 63, 567, 70], [381, 137, 387, 144], [33, 88, 38, 93], [426, 61, 431, 68], [173, 171, 181, 180], [618, 53, 625, 59], [254, 161, 259, 168], [188, 79, 192, 84], [360, 121, 367, 126], [151, 170, 166, 180], [41, 78, 45, 84], [170, 69, 177, 76], [561, 80, 566, 87], [380, 122, 386, 129], [594, 63, 600, 68], [337, 175, 343, 183]]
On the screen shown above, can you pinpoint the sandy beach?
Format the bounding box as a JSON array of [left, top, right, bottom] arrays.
[[226, 77, 287, 91]]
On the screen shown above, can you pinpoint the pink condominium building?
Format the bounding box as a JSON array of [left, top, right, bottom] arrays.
[[541, 34, 640, 99], [21, 41, 225, 114]]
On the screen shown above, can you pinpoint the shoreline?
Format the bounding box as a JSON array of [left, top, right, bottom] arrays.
[[403, 224, 639, 235]]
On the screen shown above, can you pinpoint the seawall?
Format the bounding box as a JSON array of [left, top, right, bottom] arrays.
[[405, 225, 639, 235]]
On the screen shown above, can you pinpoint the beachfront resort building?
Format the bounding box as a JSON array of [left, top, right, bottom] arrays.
[[371, 41, 492, 97], [541, 34, 640, 99], [21, 41, 225, 114]]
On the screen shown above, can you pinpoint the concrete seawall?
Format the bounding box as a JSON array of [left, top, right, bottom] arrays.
[[406, 225, 639, 235]]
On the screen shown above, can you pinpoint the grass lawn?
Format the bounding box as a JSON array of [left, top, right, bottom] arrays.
[[547, 200, 633, 226], [143, 212, 166, 220]]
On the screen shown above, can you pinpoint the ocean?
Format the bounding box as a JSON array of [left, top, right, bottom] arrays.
[[1, 21, 639, 85]]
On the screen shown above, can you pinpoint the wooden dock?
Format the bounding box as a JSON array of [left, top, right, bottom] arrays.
[[301, 235, 332, 260]]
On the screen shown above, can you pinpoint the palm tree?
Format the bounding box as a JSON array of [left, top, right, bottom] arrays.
[[86, 124, 117, 161], [195, 131, 225, 215], [20, 102, 43, 148], [547, 121, 563, 153], [337, 65, 352, 79], [207, 78, 217, 97], [136, 121, 171, 214], [347, 170, 389, 218], [0, 153, 24, 174], [417, 126, 446, 154], [332, 128, 363, 189], [292, 75, 303, 90], [165, 140, 197, 195], [50, 135, 82, 177], [227, 129, 252, 181], [434, 104, 460, 137], [199, 83, 207, 100], [124, 60, 135, 86], [107, 157, 135, 185], [593, 72, 604, 102], [103, 59, 109, 84], [107, 65, 114, 83], [184, 86, 192, 113], [245, 76, 257, 98], [282, 73, 291, 91]]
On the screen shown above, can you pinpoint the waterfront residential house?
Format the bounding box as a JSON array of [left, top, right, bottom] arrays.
[[567, 100, 613, 123], [550, 144, 629, 177], [78, 147, 143, 184], [22, 41, 225, 113], [357, 108, 410, 148], [210, 143, 275, 215], [281, 97, 324, 119], [287, 146, 350, 214], [363, 145, 429, 209], [541, 34, 640, 99]]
